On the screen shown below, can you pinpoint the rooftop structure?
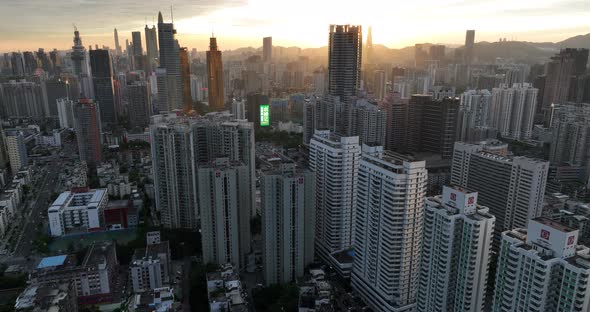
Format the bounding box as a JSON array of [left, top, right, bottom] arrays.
[[48, 188, 108, 236]]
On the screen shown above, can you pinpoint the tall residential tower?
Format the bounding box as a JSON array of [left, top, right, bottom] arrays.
[[352, 146, 427, 312]]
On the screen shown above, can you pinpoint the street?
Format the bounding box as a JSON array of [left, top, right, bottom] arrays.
[[13, 153, 60, 259]]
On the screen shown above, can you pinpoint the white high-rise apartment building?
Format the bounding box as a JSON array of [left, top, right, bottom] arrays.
[[451, 142, 548, 237], [150, 114, 199, 229], [351, 99, 387, 146], [198, 158, 251, 271], [56, 98, 75, 129], [492, 218, 590, 312], [352, 145, 427, 312], [417, 186, 495, 312], [490, 83, 538, 140], [150, 112, 256, 229], [231, 99, 245, 120], [309, 130, 361, 261], [457, 89, 494, 142], [5, 132, 28, 174], [261, 162, 316, 285]]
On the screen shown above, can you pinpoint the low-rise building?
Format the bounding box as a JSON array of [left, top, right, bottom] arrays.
[[30, 242, 119, 305], [206, 264, 248, 312], [130, 232, 171, 293], [97, 162, 132, 198], [15, 282, 78, 312], [48, 188, 108, 236], [298, 269, 333, 312], [61, 161, 88, 189], [102, 199, 138, 229], [133, 286, 176, 312]]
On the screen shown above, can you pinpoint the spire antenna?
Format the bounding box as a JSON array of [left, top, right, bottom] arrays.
[[170, 5, 174, 23]]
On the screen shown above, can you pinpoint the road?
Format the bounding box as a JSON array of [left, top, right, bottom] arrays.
[[13, 154, 61, 258]]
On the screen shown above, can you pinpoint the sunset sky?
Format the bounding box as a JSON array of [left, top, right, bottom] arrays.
[[2, 0, 590, 52]]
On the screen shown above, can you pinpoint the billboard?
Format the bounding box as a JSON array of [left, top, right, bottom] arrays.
[[260, 104, 270, 127]]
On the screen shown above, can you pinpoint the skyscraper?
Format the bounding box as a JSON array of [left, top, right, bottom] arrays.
[[263, 36, 272, 62], [373, 69, 386, 101], [207, 37, 225, 112], [382, 92, 408, 151], [10, 52, 25, 77], [365, 26, 373, 65], [74, 98, 102, 167], [198, 158, 251, 271], [114, 28, 122, 56], [492, 218, 590, 311], [417, 186, 495, 312], [246, 93, 269, 129], [127, 81, 151, 128], [71, 28, 86, 76], [157, 11, 182, 111], [429, 44, 445, 62], [393, 95, 459, 159], [352, 146, 427, 312], [5, 132, 28, 174], [328, 25, 362, 101], [303, 97, 317, 145], [56, 98, 75, 129], [150, 112, 256, 229], [309, 130, 360, 262], [261, 161, 316, 285], [464, 29, 475, 65], [0, 80, 45, 118], [89, 49, 116, 125], [548, 103, 590, 179], [150, 114, 199, 229], [451, 142, 549, 241], [231, 99, 245, 120], [457, 89, 495, 142], [179, 47, 192, 112], [145, 24, 159, 72], [350, 99, 387, 146], [132, 31, 144, 71], [541, 48, 589, 124], [490, 83, 538, 140]]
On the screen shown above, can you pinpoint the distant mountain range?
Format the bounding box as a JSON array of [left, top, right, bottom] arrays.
[[226, 33, 590, 67]]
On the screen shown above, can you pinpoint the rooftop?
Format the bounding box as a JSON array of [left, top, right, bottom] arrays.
[[534, 217, 576, 233], [37, 255, 67, 269]]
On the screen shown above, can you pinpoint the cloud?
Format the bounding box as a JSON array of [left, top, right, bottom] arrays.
[[1, 0, 246, 34]]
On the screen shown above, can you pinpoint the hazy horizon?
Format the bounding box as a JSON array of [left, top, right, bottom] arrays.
[[2, 0, 590, 53]]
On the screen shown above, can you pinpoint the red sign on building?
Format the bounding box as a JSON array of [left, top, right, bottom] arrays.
[[541, 229, 551, 240], [568, 236, 575, 245]]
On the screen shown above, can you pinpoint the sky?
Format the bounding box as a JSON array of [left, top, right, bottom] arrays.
[[1, 0, 590, 52]]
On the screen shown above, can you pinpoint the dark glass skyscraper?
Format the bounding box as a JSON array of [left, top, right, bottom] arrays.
[[145, 24, 158, 72], [132, 31, 144, 71], [89, 49, 116, 125], [328, 25, 362, 101], [263, 36, 272, 62], [157, 11, 182, 111], [127, 81, 151, 128], [464, 30, 475, 65], [179, 47, 192, 111]]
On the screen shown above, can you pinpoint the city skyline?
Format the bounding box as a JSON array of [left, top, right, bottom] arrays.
[[2, 0, 590, 52]]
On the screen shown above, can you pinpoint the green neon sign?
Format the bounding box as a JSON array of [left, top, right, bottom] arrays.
[[260, 104, 270, 126]]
